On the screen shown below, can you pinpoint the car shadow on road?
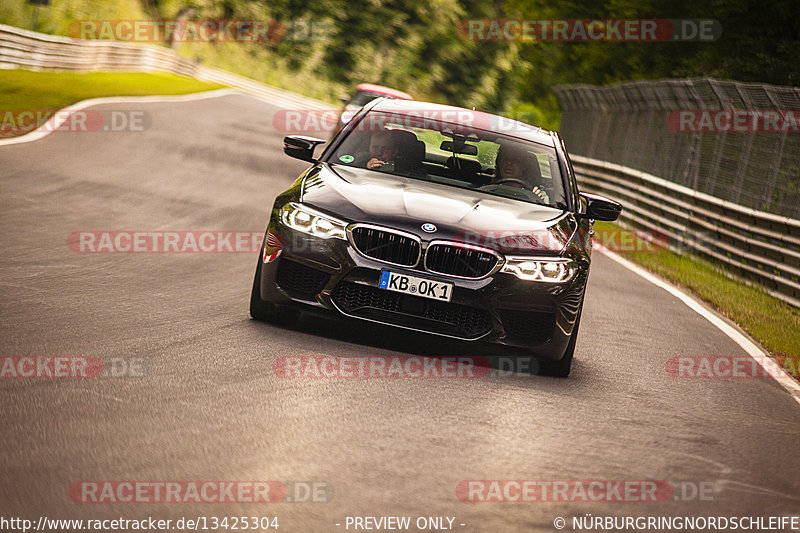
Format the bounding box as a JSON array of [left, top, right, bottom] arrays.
[[248, 310, 577, 379]]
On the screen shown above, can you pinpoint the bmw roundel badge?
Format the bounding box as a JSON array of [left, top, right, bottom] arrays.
[[421, 223, 437, 233]]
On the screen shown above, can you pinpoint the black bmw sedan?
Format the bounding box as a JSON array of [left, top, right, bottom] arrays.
[[251, 98, 621, 376]]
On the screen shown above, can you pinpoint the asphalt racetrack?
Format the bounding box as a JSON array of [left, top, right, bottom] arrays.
[[1, 93, 798, 531]]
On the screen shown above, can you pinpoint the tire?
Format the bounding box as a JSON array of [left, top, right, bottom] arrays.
[[536, 311, 582, 378], [249, 249, 300, 327]]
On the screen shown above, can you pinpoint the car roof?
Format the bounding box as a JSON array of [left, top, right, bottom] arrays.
[[367, 98, 556, 146], [355, 83, 413, 100]]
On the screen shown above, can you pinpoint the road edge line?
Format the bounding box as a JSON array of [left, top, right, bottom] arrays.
[[0, 88, 241, 147], [597, 244, 800, 405]]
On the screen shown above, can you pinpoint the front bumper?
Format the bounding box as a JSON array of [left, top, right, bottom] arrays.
[[258, 222, 588, 361]]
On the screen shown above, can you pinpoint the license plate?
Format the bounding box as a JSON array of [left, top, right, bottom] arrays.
[[378, 270, 453, 302]]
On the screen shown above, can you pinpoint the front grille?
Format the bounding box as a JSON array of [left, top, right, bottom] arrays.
[[425, 243, 499, 278], [332, 281, 492, 339], [276, 259, 330, 297], [350, 226, 420, 266], [500, 309, 555, 344]]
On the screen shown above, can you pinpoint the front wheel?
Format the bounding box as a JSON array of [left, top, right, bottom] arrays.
[[536, 312, 582, 378], [249, 249, 300, 327]]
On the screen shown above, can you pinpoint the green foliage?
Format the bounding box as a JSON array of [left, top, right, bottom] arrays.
[[508, 0, 799, 115], [5, 0, 149, 35], [1, 0, 796, 122], [504, 98, 560, 132]]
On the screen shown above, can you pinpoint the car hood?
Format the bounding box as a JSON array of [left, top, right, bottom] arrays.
[[299, 164, 575, 254]]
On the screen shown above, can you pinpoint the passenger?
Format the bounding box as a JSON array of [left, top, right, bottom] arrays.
[[493, 142, 550, 203]]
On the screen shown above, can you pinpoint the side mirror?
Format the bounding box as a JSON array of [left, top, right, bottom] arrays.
[[283, 136, 326, 163], [579, 192, 622, 221]]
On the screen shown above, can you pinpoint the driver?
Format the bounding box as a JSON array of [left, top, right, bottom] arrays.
[[493, 142, 550, 203], [366, 130, 400, 170]]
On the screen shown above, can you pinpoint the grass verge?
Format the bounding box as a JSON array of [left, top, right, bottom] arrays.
[[593, 220, 800, 378], [0, 69, 225, 137]]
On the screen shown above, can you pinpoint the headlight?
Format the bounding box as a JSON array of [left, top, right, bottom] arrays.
[[501, 256, 576, 283], [279, 202, 348, 240]]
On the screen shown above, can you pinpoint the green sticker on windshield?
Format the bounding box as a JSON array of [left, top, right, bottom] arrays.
[[339, 154, 354, 163]]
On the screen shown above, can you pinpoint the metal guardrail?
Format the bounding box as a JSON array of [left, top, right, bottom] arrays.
[[0, 23, 202, 75], [0, 23, 331, 110], [573, 155, 800, 308], [556, 78, 800, 307], [555, 78, 800, 220]]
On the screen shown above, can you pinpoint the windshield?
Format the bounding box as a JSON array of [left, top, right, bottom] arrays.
[[329, 110, 567, 209]]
